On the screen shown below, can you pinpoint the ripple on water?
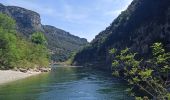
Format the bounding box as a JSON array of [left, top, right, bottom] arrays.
[[0, 65, 133, 100]]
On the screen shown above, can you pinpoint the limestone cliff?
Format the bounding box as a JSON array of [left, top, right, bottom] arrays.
[[0, 3, 88, 62]]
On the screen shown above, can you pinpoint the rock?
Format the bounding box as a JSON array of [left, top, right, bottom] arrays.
[[7, 6, 43, 37], [19, 68, 27, 73], [39, 68, 51, 72], [73, 0, 170, 71], [0, 3, 43, 37], [0, 3, 88, 62]]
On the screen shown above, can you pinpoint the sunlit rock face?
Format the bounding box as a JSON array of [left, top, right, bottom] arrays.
[[0, 3, 88, 62], [73, 0, 170, 71], [7, 6, 43, 36], [0, 3, 43, 37]]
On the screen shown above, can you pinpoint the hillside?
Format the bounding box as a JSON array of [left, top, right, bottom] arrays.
[[0, 13, 49, 69], [0, 3, 88, 62], [43, 25, 88, 61], [73, 0, 170, 70]]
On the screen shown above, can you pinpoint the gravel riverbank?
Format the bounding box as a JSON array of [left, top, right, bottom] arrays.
[[0, 70, 41, 85]]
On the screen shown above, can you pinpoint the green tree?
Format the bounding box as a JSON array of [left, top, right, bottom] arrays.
[[31, 32, 47, 45], [0, 13, 49, 69], [0, 13, 19, 69], [0, 13, 16, 31], [30, 32, 49, 67], [110, 43, 170, 99]]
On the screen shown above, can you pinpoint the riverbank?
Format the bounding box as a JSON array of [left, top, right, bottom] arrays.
[[0, 70, 41, 85], [0, 66, 131, 100]]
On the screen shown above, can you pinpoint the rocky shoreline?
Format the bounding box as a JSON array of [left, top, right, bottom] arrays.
[[14, 67, 51, 73], [0, 67, 51, 85]]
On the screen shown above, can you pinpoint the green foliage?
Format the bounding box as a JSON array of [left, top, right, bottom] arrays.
[[0, 14, 19, 68], [135, 96, 149, 100], [0, 13, 49, 69], [109, 48, 117, 54], [43, 25, 88, 62], [0, 13, 16, 31], [31, 32, 47, 45], [110, 43, 170, 99]]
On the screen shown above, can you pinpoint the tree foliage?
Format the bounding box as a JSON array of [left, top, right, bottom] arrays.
[[110, 43, 170, 99], [0, 13, 49, 69], [31, 32, 47, 45]]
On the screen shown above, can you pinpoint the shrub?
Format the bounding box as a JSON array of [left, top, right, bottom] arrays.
[[110, 43, 170, 99]]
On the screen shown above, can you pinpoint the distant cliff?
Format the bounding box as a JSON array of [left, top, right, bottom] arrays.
[[43, 25, 88, 61], [0, 3, 88, 62], [73, 0, 170, 70]]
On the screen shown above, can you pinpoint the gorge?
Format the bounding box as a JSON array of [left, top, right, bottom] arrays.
[[73, 0, 170, 71], [0, 3, 88, 62], [0, 0, 170, 99]]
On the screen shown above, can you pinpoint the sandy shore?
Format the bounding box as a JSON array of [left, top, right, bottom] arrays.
[[0, 70, 41, 85]]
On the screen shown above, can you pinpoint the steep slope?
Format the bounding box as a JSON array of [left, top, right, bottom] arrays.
[[43, 25, 88, 61], [0, 3, 43, 37], [0, 3, 88, 62], [73, 0, 170, 70]]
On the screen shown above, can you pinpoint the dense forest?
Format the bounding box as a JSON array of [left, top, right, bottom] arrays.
[[73, 0, 170, 70], [0, 0, 170, 99], [43, 25, 88, 62], [72, 0, 170, 99], [0, 13, 49, 69]]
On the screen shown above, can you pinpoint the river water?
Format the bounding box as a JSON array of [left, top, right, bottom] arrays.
[[0, 65, 132, 100]]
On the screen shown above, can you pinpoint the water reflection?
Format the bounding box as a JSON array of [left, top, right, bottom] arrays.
[[0, 65, 132, 100]]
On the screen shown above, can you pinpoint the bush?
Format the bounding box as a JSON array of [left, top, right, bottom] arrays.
[[31, 32, 47, 45], [110, 43, 170, 99], [0, 13, 49, 69]]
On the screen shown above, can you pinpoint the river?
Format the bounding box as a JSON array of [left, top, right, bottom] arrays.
[[0, 64, 132, 100]]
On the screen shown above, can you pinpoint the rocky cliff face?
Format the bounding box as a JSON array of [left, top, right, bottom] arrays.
[[73, 0, 170, 70], [7, 6, 43, 37], [0, 3, 88, 62], [0, 3, 43, 37]]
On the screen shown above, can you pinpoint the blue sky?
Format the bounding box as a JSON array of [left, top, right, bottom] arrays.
[[0, 0, 132, 41]]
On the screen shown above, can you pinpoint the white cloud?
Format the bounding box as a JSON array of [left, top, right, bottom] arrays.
[[61, 3, 88, 22], [0, 0, 133, 41], [1, 0, 56, 17]]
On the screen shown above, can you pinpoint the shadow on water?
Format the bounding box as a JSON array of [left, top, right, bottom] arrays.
[[0, 65, 133, 100]]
